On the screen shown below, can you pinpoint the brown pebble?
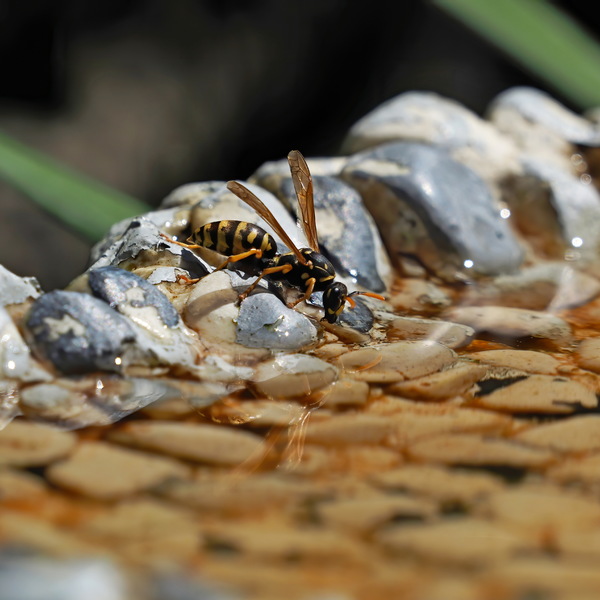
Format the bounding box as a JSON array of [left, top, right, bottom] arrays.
[[515, 415, 600, 452], [576, 337, 600, 373], [0, 421, 76, 467], [336, 341, 456, 383], [109, 420, 267, 466], [46, 441, 189, 500], [321, 378, 370, 407], [474, 374, 597, 414], [408, 433, 555, 468], [376, 517, 526, 567], [469, 349, 560, 374]]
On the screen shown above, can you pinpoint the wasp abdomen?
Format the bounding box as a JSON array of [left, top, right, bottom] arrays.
[[192, 221, 277, 258]]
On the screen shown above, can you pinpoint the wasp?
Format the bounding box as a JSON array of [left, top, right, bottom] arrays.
[[163, 150, 384, 323]]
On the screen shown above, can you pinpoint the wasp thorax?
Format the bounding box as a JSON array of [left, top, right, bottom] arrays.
[[300, 249, 336, 290]]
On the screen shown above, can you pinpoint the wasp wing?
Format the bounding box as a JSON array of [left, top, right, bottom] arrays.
[[287, 150, 319, 252], [226, 181, 308, 265]]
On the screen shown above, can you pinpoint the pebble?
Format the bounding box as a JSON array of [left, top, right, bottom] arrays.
[[235, 293, 318, 350], [407, 433, 555, 468], [342, 142, 524, 280], [207, 398, 307, 427], [482, 485, 600, 535], [547, 453, 600, 487], [108, 421, 267, 466], [335, 341, 456, 383], [474, 374, 597, 414], [316, 495, 437, 534], [321, 378, 370, 407], [469, 349, 560, 374], [46, 441, 189, 500], [576, 338, 600, 373], [388, 278, 452, 312], [160, 181, 226, 208], [0, 468, 47, 501], [26, 290, 137, 375], [459, 263, 600, 311], [386, 361, 488, 400], [376, 517, 525, 567], [252, 354, 338, 398], [303, 414, 396, 446], [161, 472, 328, 516], [443, 305, 572, 346], [0, 421, 76, 467], [371, 464, 504, 506], [387, 316, 474, 348], [515, 415, 600, 453]]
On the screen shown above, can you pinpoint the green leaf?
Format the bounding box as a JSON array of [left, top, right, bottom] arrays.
[[0, 130, 151, 242], [432, 0, 600, 110]]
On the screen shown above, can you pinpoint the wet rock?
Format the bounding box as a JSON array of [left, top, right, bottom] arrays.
[[443, 305, 572, 347], [504, 157, 600, 265], [208, 398, 307, 427], [458, 263, 600, 310], [547, 453, 600, 487], [308, 291, 375, 338], [371, 465, 504, 506], [0, 421, 76, 467], [576, 338, 600, 373], [386, 361, 488, 400], [387, 315, 474, 349], [342, 90, 519, 181], [335, 341, 456, 383], [469, 349, 560, 375], [515, 415, 600, 453], [474, 374, 597, 414], [407, 433, 554, 468], [252, 354, 338, 398], [0, 307, 51, 383], [109, 421, 267, 466], [376, 517, 525, 567], [46, 441, 189, 500], [236, 293, 318, 350], [256, 171, 392, 293], [304, 414, 396, 446], [388, 278, 452, 313], [0, 468, 46, 502], [342, 142, 524, 280], [251, 155, 347, 183], [321, 377, 370, 407], [0, 265, 42, 307], [26, 290, 137, 374]]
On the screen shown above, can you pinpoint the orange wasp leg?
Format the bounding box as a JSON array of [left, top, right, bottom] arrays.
[[238, 263, 293, 302], [289, 277, 316, 308]]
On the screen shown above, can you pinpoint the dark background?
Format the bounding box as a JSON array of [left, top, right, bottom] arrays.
[[0, 0, 598, 289]]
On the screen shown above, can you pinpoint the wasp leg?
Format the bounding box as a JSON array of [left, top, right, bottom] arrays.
[[289, 277, 316, 308], [238, 264, 293, 303], [160, 233, 202, 249], [176, 273, 201, 285], [214, 248, 263, 272]]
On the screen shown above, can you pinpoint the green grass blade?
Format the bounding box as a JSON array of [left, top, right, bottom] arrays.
[[432, 0, 600, 110], [0, 130, 151, 242]]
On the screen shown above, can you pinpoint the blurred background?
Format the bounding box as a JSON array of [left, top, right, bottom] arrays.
[[0, 0, 598, 290]]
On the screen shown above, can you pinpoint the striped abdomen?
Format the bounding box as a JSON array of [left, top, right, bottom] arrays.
[[190, 221, 277, 258]]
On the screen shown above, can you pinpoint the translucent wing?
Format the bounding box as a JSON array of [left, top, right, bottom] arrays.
[[226, 181, 308, 265], [288, 150, 319, 252]]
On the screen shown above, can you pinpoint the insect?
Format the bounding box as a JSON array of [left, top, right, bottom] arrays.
[[163, 150, 384, 323]]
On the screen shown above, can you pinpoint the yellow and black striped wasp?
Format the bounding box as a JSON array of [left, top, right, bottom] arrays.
[[164, 150, 384, 323]]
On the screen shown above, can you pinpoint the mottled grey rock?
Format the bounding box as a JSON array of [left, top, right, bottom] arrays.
[[236, 293, 318, 350], [88, 266, 179, 328], [26, 290, 137, 375], [342, 142, 524, 280]]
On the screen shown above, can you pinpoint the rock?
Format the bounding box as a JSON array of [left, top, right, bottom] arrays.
[[0, 265, 42, 307], [0, 421, 76, 467], [576, 338, 600, 373], [46, 441, 189, 500], [469, 349, 560, 374], [236, 293, 318, 350], [443, 305, 572, 347], [26, 290, 137, 375], [160, 181, 226, 208], [252, 354, 338, 398], [515, 415, 600, 453], [342, 142, 524, 280], [108, 421, 267, 466], [388, 277, 452, 312], [387, 315, 474, 348], [335, 341, 456, 383]]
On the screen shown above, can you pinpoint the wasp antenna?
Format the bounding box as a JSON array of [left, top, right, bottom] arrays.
[[344, 295, 357, 308], [349, 290, 386, 302]]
